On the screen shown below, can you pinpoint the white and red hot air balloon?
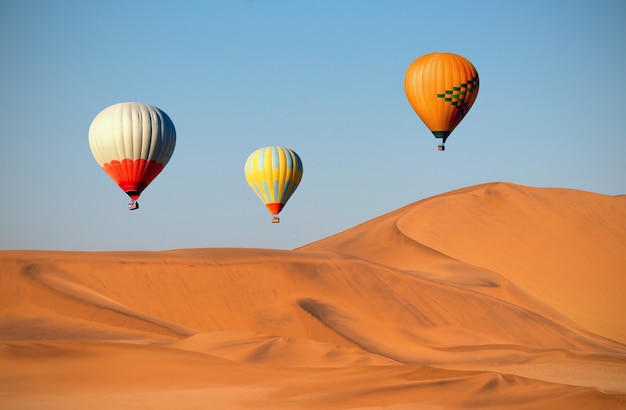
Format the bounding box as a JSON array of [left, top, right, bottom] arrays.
[[88, 102, 176, 210]]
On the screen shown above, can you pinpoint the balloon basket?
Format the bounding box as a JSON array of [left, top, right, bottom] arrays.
[[437, 144, 445, 151], [272, 216, 280, 223]]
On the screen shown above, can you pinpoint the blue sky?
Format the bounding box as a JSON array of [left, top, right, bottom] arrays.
[[1, 1, 625, 251]]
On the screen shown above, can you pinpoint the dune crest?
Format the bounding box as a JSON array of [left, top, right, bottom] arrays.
[[302, 182, 626, 344], [2, 182, 626, 409]]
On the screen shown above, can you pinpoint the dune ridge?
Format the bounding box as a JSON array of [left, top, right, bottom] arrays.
[[1, 182, 625, 409], [302, 182, 626, 344]]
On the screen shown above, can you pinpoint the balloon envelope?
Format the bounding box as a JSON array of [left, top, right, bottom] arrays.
[[404, 52, 479, 145], [244, 146, 303, 216], [89, 102, 176, 200]]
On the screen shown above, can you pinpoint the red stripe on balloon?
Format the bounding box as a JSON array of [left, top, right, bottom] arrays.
[[102, 159, 165, 200], [265, 203, 285, 215]]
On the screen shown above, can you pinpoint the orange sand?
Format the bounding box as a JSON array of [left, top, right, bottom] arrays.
[[1, 182, 625, 409]]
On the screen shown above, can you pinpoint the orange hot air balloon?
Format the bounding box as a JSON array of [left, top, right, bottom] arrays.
[[404, 52, 479, 151]]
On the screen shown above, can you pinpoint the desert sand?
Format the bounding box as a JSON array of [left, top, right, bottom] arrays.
[[1, 182, 625, 409]]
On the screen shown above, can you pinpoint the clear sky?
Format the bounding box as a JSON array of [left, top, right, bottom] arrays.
[[1, 0, 625, 251]]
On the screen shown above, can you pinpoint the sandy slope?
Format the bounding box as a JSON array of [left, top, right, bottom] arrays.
[[302, 182, 626, 344], [1, 182, 625, 409]]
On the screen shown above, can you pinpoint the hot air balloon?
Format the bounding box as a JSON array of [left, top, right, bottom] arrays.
[[88, 102, 176, 210], [244, 146, 303, 223], [404, 52, 479, 151]]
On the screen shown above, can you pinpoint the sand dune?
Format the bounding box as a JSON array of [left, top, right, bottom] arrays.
[[302, 182, 626, 344], [1, 182, 625, 409]]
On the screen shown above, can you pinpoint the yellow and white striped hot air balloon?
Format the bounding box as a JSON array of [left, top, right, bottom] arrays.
[[404, 52, 479, 151], [88, 102, 176, 210], [244, 146, 303, 223]]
